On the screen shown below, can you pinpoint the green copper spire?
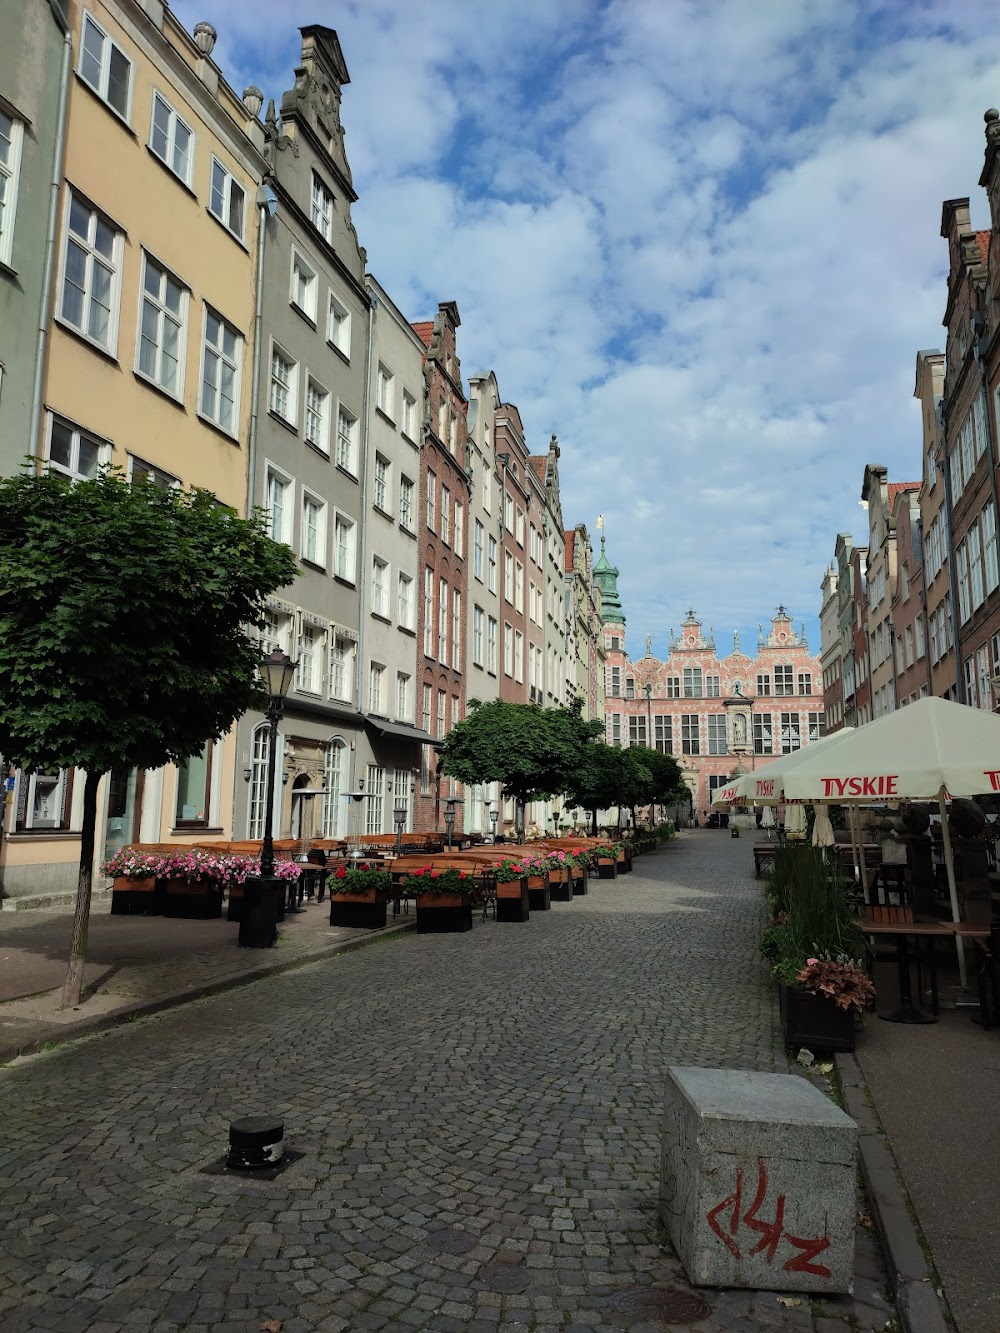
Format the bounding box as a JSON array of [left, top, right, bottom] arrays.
[[593, 534, 625, 625]]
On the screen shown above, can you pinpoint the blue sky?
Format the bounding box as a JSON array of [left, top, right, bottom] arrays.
[[175, 0, 1000, 663]]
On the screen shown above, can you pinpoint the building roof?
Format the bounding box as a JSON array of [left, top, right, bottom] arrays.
[[887, 482, 919, 507], [410, 321, 433, 348], [528, 456, 547, 483]]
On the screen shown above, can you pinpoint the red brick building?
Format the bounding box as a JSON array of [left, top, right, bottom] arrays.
[[412, 302, 470, 832]]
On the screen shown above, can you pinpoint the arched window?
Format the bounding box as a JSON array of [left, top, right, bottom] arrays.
[[322, 737, 348, 838], [248, 723, 284, 839]]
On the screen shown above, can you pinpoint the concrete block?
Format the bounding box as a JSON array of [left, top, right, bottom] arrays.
[[660, 1067, 857, 1294]]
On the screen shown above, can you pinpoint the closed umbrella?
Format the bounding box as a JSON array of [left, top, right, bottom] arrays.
[[784, 802, 807, 839], [811, 805, 835, 848]]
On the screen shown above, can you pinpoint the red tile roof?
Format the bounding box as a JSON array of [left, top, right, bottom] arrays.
[[411, 321, 433, 348], [976, 230, 991, 266], [887, 482, 919, 507], [528, 456, 547, 483]]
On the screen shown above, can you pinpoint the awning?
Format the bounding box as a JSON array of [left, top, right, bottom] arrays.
[[364, 717, 436, 746]]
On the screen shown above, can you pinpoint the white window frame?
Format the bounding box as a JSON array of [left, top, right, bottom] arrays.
[[59, 190, 123, 354], [333, 511, 357, 583], [376, 362, 395, 420], [374, 453, 390, 514], [265, 464, 294, 546], [311, 172, 334, 242], [269, 342, 299, 427], [0, 109, 24, 266], [135, 252, 187, 400], [296, 622, 323, 695], [303, 374, 330, 454], [397, 572, 414, 630], [371, 555, 390, 619], [79, 10, 133, 123], [423, 568, 434, 658], [327, 291, 351, 358], [336, 402, 359, 474], [438, 579, 448, 660], [369, 663, 385, 715], [487, 616, 498, 673], [45, 412, 110, 482], [208, 155, 246, 241], [452, 590, 461, 670], [199, 306, 242, 437], [329, 636, 355, 702], [396, 672, 410, 722], [399, 475, 414, 532], [473, 605, 485, 665], [300, 490, 327, 568], [474, 520, 484, 580], [454, 501, 464, 558], [402, 390, 417, 440], [128, 454, 177, 489], [426, 472, 437, 530], [148, 90, 194, 187], [290, 248, 318, 322]]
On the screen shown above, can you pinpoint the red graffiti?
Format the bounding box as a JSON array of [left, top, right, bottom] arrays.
[[705, 1158, 831, 1278]]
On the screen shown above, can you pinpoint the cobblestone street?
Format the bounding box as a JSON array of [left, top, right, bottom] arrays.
[[0, 834, 892, 1333]]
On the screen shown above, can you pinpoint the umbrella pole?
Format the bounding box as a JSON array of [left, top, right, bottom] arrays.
[[847, 806, 861, 889], [938, 787, 969, 990], [854, 807, 872, 902]]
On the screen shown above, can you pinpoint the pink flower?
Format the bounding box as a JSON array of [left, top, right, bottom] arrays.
[[806, 957, 818, 966]]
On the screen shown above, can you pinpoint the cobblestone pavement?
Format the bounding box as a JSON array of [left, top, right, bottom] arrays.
[[0, 833, 895, 1333]]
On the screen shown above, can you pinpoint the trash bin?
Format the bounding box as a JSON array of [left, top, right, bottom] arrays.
[[238, 876, 282, 948]]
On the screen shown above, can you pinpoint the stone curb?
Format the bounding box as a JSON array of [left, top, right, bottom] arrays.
[[835, 1050, 952, 1333], [0, 916, 417, 1066]]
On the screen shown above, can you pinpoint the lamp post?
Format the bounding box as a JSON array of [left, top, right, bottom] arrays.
[[483, 799, 494, 841], [239, 649, 296, 948], [490, 808, 500, 840], [444, 796, 463, 851], [393, 804, 408, 855]]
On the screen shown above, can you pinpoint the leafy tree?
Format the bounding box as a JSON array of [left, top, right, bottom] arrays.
[[440, 698, 602, 836], [0, 469, 298, 1006]]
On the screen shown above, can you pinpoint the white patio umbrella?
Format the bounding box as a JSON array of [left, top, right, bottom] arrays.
[[710, 728, 856, 808], [784, 802, 807, 838], [780, 696, 1000, 988], [760, 804, 776, 831], [811, 806, 836, 848]]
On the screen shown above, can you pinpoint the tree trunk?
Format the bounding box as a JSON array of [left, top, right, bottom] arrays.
[[60, 768, 102, 1009], [590, 807, 598, 836]]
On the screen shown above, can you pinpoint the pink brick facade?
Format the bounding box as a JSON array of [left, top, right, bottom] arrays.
[[602, 609, 823, 817]]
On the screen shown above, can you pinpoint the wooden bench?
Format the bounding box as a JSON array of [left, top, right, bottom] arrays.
[[753, 843, 776, 878]]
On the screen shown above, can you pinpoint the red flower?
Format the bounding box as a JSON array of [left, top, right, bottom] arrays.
[[335, 867, 347, 879], [430, 870, 440, 879]]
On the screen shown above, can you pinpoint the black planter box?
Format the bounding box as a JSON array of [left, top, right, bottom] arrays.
[[597, 860, 617, 880], [497, 884, 530, 922], [162, 886, 223, 919], [549, 878, 573, 902], [416, 902, 474, 933], [528, 883, 551, 911], [329, 898, 388, 929], [572, 873, 588, 896], [779, 983, 856, 1052]]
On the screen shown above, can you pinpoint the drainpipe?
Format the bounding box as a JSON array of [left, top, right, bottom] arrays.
[[939, 408, 965, 703], [246, 198, 268, 518], [27, 18, 72, 463], [352, 288, 377, 789], [974, 311, 1000, 687]]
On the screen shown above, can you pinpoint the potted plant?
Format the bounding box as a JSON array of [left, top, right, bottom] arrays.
[[327, 865, 393, 929], [493, 857, 532, 920], [404, 866, 477, 934], [227, 856, 297, 923], [777, 955, 875, 1052], [544, 849, 575, 902], [590, 842, 619, 880], [103, 847, 163, 916]]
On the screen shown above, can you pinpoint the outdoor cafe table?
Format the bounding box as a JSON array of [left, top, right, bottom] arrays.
[[862, 914, 953, 1024]]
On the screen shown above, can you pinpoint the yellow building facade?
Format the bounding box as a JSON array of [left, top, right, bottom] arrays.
[[2, 0, 268, 901]]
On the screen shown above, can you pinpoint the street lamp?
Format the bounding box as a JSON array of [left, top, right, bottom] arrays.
[[444, 796, 463, 851], [393, 803, 408, 855], [483, 798, 494, 840], [490, 807, 500, 839], [239, 649, 296, 948]]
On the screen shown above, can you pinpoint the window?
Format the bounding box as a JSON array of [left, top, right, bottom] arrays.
[[983, 501, 999, 594], [129, 455, 176, 489], [376, 363, 394, 418], [681, 715, 700, 755], [629, 716, 648, 747], [504, 492, 514, 532], [706, 674, 720, 697], [753, 712, 773, 755], [654, 715, 672, 754], [683, 666, 702, 698], [473, 606, 485, 665], [625, 677, 635, 699], [371, 556, 389, 618], [707, 715, 727, 755], [174, 742, 212, 825], [441, 487, 451, 544], [301, 492, 326, 566], [365, 765, 385, 834], [423, 568, 434, 656], [290, 250, 317, 322], [438, 579, 448, 659], [266, 468, 292, 544], [504, 552, 514, 601], [399, 475, 414, 531], [797, 672, 813, 696], [452, 590, 461, 669], [304, 376, 330, 453], [17, 767, 73, 831], [80, 11, 132, 121], [969, 522, 985, 611], [333, 512, 357, 581], [755, 671, 771, 696], [610, 714, 621, 745], [488, 537, 498, 592], [402, 390, 417, 440], [487, 617, 498, 672], [807, 712, 824, 742], [297, 623, 322, 694], [200, 309, 241, 435], [514, 629, 524, 682], [774, 664, 794, 696], [454, 502, 464, 558], [0, 110, 23, 264], [149, 92, 193, 186], [426, 472, 437, 530], [957, 539, 971, 624], [474, 520, 484, 579], [46, 414, 109, 482], [504, 622, 513, 675], [369, 663, 385, 714], [247, 724, 273, 837], [336, 404, 358, 473], [328, 291, 351, 357], [60, 192, 122, 352], [780, 712, 801, 753], [666, 676, 680, 699], [322, 740, 346, 837], [374, 454, 389, 513], [329, 635, 355, 701], [515, 562, 524, 612], [397, 573, 414, 630], [396, 672, 410, 720], [209, 157, 245, 240], [422, 684, 432, 733], [136, 254, 186, 397], [269, 345, 297, 425], [437, 690, 447, 740], [515, 508, 525, 545], [311, 173, 333, 241]]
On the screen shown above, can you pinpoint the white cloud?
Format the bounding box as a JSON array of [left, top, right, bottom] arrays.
[[173, 0, 1000, 659]]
